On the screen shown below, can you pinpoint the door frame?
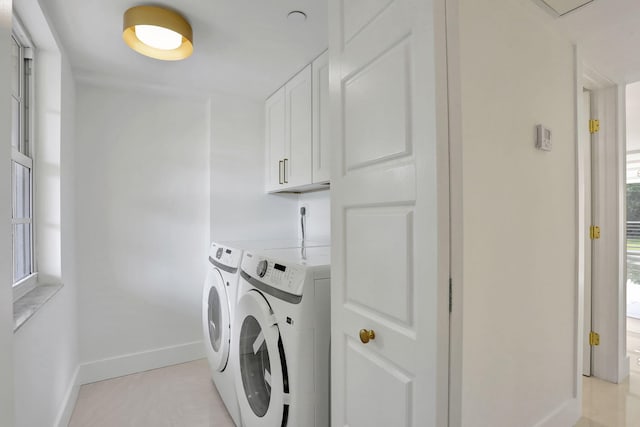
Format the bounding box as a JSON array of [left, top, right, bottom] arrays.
[[446, 0, 463, 425], [582, 88, 593, 377], [576, 52, 629, 388]]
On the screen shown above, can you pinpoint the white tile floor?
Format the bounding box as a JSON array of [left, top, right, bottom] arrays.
[[69, 321, 640, 427], [576, 317, 640, 427], [69, 359, 235, 427]]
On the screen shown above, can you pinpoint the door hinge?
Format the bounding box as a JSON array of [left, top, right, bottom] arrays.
[[449, 278, 452, 313], [590, 225, 600, 240], [589, 119, 600, 134], [589, 331, 600, 346]]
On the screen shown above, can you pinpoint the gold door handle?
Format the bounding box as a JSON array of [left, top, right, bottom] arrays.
[[359, 329, 375, 344]]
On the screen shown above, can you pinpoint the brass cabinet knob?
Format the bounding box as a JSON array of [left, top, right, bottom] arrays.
[[359, 329, 376, 344]]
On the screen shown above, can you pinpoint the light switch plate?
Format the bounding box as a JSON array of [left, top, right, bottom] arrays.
[[536, 124, 552, 152]]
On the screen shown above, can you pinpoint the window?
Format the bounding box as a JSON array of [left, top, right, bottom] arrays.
[[11, 28, 34, 287]]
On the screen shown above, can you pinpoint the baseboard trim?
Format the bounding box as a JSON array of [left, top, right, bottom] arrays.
[[79, 341, 205, 385], [54, 366, 80, 427], [533, 398, 580, 427]]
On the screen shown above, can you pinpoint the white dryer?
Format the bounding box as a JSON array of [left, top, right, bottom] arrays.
[[203, 242, 244, 426], [203, 240, 328, 426], [233, 246, 330, 427]]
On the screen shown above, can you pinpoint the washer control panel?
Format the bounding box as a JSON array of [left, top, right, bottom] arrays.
[[209, 243, 242, 269], [256, 260, 268, 278], [243, 253, 306, 296]]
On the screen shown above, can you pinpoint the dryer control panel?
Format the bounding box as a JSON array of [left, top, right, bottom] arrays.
[[242, 252, 306, 296], [209, 243, 242, 270]]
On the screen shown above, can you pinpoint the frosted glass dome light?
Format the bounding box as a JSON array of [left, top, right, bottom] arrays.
[[134, 25, 183, 50]]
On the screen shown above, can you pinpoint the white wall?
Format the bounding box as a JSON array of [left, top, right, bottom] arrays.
[[12, 1, 80, 426], [75, 83, 210, 381], [627, 82, 640, 153], [0, 0, 15, 424], [58, 33, 79, 426], [455, 0, 578, 425], [210, 92, 298, 242], [298, 190, 330, 244], [626, 82, 640, 183], [13, 286, 78, 427]]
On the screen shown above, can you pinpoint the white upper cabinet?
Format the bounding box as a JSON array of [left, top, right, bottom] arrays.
[[265, 54, 330, 193], [284, 64, 312, 189], [265, 87, 286, 192], [312, 51, 330, 184]]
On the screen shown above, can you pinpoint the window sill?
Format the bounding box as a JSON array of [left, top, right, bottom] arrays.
[[13, 273, 38, 302], [13, 283, 63, 333]]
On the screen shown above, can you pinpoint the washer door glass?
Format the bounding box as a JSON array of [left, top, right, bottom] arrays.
[[208, 285, 223, 352], [235, 289, 288, 425], [203, 268, 231, 371], [239, 314, 273, 417]]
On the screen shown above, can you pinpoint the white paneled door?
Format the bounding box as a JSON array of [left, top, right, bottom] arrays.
[[329, 1, 450, 426]]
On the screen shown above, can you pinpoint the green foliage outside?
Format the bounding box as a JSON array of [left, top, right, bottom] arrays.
[[628, 240, 640, 284], [628, 261, 640, 284], [629, 239, 640, 252], [627, 184, 640, 284], [628, 184, 640, 221]]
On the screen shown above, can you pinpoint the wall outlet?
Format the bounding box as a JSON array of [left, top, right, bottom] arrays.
[[536, 124, 552, 151]]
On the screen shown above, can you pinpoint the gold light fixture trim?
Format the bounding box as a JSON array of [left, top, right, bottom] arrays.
[[123, 5, 193, 61]]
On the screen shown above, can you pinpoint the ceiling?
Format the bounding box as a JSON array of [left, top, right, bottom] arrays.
[[534, 0, 640, 85], [38, 0, 328, 100], [22, 0, 640, 101]]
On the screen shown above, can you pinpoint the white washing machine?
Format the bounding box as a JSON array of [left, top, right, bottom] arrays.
[[233, 246, 330, 427], [202, 240, 328, 426]]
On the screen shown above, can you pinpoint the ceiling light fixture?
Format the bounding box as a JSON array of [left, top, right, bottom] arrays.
[[123, 5, 193, 61]]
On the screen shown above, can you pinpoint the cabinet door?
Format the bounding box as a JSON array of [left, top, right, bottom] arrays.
[[312, 51, 331, 183], [283, 64, 312, 189], [265, 87, 286, 191]]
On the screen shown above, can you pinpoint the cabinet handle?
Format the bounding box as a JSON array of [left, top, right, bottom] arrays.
[[279, 160, 284, 184], [284, 158, 289, 183]]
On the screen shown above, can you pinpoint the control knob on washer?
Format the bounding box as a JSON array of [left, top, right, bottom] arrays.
[[256, 260, 268, 278]]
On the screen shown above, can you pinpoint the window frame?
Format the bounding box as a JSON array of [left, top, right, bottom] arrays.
[[11, 17, 37, 300]]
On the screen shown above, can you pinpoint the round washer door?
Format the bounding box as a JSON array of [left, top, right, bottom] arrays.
[[202, 268, 231, 372], [234, 289, 289, 427]]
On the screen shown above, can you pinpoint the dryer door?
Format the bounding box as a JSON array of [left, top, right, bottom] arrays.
[[234, 289, 289, 427], [202, 268, 231, 371]]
